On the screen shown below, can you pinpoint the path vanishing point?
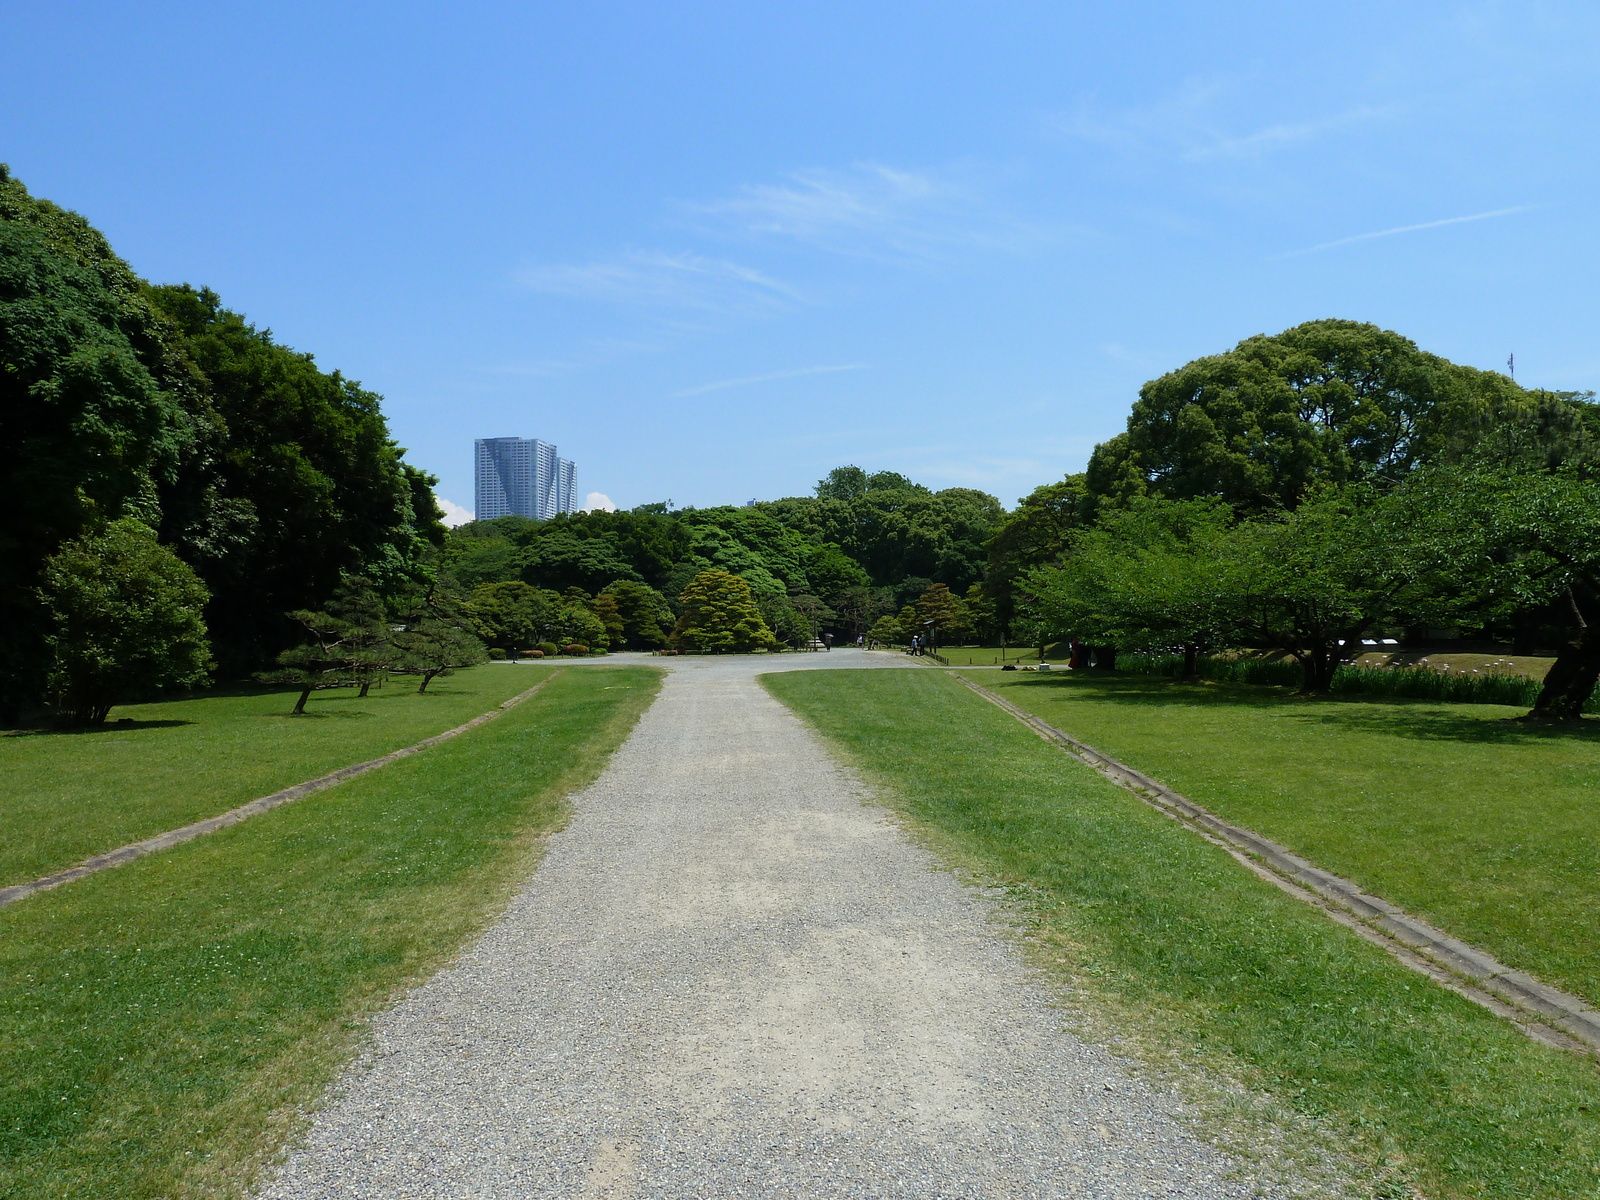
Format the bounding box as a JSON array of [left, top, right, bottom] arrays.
[[261, 652, 1268, 1199]]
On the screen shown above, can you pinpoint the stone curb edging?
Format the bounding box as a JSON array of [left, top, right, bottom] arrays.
[[953, 673, 1600, 1057], [0, 671, 566, 910]]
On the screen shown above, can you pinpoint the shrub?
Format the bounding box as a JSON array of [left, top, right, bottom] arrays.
[[522, 649, 543, 658], [563, 643, 588, 656], [39, 519, 213, 724], [1117, 652, 1600, 710], [487, 648, 506, 660], [536, 641, 558, 656]]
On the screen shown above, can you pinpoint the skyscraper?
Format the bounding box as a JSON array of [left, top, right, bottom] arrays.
[[474, 437, 577, 520]]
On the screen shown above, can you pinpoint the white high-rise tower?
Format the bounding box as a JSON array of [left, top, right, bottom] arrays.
[[474, 437, 577, 520]]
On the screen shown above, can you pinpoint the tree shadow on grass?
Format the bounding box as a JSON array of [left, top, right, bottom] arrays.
[[989, 673, 1600, 747], [2, 720, 195, 738]]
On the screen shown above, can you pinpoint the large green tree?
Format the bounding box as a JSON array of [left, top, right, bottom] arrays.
[[0, 166, 206, 713], [759, 472, 1003, 594], [1393, 463, 1600, 719], [39, 519, 213, 724], [983, 475, 1088, 632], [1086, 319, 1533, 514], [1023, 497, 1236, 677], [146, 285, 441, 675]]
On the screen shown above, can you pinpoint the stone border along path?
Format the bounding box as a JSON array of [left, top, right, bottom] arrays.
[[259, 650, 1283, 1200], [953, 672, 1600, 1058], [0, 671, 565, 910]]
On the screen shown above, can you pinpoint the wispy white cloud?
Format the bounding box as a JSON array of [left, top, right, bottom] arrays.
[[672, 363, 869, 398], [1274, 205, 1537, 257], [515, 250, 800, 310], [1058, 81, 1393, 162], [686, 162, 1065, 261]]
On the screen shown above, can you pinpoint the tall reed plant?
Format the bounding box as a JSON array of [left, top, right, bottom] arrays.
[[1114, 653, 1598, 711]]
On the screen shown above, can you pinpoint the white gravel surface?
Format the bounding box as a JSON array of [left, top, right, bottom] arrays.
[[260, 651, 1268, 1199]]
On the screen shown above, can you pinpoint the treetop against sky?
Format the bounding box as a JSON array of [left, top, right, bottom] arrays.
[[3, 3, 1597, 512]]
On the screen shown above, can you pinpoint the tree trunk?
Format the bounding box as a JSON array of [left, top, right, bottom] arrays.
[[358, 678, 371, 698], [1181, 643, 1199, 679], [1300, 645, 1338, 694], [419, 668, 442, 693], [293, 687, 312, 715], [1526, 592, 1600, 719]]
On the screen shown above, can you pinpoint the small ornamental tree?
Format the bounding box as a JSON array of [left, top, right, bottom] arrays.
[[600, 579, 673, 648], [327, 575, 395, 697], [39, 519, 213, 724], [672, 569, 778, 653], [264, 610, 360, 714], [587, 591, 625, 649], [867, 614, 905, 646], [915, 583, 968, 648], [393, 619, 488, 692]]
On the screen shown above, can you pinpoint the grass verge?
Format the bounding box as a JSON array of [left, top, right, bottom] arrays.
[[910, 644, 1065, 666], [0, 665, 549, 885], [968, 670, 1600, 1009], [765, 667, 1600, 1200], [0, 665, 660, 1200]]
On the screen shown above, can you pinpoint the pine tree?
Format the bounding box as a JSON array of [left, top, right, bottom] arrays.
[[672, 570, 778, 653]]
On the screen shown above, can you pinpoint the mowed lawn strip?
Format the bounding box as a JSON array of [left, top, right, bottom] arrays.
[[764, 668, 1600, 1200], [0, 665, 550, 886], [0, 665, 660, 1200], [967, 671, 1600, 1009]]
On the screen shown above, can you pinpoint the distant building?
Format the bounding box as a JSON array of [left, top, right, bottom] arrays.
[[475, 437, 577, 520]]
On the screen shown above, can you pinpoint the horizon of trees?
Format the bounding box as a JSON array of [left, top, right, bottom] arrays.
[[12, 157, 1599, 721]]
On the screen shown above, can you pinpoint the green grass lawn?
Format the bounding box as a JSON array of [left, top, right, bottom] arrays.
[[909, 643, 1063, 666], [963, 670, 1600, 1010], [765, 668, 1600, 1200], [0, 665, 659, 1200], [0, 665, 549, 886]]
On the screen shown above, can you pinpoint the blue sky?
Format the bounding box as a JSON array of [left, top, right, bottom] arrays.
[[5, 3, 1599, 517]]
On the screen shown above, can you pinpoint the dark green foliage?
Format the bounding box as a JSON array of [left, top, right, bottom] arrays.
[[814, 465, 928, 500], [671, 569, 777, 652], [0, 166, 440, 708], [38, 520, 212, 724], [261, 610, 362, 715], [982, 475, 1088, 629], [756, 482, 1003, 594], [144, 285, 439, 676], [0, 167, 205, 714], [1085, 318, 1538, 514], [598, 580, 673, 649]]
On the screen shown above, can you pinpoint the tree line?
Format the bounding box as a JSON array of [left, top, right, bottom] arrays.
[[997, 319, 1600, 720], [2, 165, 441, 721], [13, 161, 1596, 722]]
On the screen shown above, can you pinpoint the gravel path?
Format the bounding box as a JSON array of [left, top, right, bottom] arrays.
[[260, 651, 1265, 1199]]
